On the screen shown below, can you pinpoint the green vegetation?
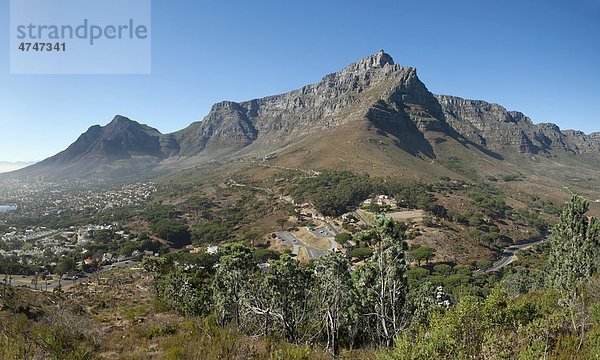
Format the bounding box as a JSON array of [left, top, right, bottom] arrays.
[[334, 232, 352, 244], [151, 219, 191, 248], [285, 170, 445, 217], [349, 246, 374, 259], [409, 246, 435, 266], [4, 196, 600, 358]]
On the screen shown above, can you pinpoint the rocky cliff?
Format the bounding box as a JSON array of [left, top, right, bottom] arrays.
[[6, 50, 600, 181], [176, 50, 451, 158], [435, 94, 600, 155]]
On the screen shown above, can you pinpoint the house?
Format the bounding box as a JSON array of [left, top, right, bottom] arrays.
[[207, 246, 220, 255], [186, 244, 203, 254]]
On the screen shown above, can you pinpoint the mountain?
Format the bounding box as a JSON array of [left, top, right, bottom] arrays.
[[175, 50, 450, 159], [6, 115, 179, 179], [435, 95, 600, 155], [4, 50, 600, 193]]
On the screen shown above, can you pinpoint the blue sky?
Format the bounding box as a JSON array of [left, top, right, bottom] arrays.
[[1, 0, 599, 162]]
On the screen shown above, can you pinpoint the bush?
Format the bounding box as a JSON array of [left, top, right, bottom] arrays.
[[147, 323, 178, 339], [476, 260, 493, 270]]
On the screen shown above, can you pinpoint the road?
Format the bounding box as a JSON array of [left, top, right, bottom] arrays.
[[276, 231, 329, 260], [307, 227, 338, 252], [352, 210, 368, 224], [5, 258, 140, 291], [314, 218, 339, 235], [480, 237, 547, 273]]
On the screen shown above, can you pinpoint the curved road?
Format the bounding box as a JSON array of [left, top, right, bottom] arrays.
[[481, 237, 547, 273]]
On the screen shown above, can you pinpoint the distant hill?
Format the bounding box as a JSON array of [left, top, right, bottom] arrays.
[[4, 50, 600, 194]]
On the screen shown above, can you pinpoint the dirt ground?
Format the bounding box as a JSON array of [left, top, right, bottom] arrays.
[[386, 210, 425, 222]]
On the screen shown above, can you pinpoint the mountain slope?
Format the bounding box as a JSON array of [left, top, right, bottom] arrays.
[[6, 116, 179, 180], [4, 50, 600, 192]]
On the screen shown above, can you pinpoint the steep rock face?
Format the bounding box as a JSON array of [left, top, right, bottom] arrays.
[[176, 102, 257, 155], [7, 50, 600, 182], [435, 95, 572, 154], [562, 130, 600, 154], [178, 50, 449, 157], [435, 95, 600, 155]]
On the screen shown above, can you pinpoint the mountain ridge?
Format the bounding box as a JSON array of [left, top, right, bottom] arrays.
[[4, 50, 600, 184]]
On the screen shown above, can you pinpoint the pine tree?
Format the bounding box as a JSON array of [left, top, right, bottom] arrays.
[[353, 215, 408, 347], [545, 195, 600, 351], [546, 195, 600, 293]]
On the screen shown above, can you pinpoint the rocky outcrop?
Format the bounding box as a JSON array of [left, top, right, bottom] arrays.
[[177, 50, 449, 157], [562, 130, 600, 154], [434, 95, 600, 155]]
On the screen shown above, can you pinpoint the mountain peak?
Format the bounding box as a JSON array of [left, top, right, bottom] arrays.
[[109, 115, 135, 126], [344, 49, 395, 73]]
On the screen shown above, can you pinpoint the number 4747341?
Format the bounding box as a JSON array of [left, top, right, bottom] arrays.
[[18, 42, 66, 51]]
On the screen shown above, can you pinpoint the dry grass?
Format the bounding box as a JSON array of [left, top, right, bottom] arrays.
[[297, 247, 310, 263], [268, 238, 292, 254], [386, 210, 424, 222], [294, 228, 330, 250]]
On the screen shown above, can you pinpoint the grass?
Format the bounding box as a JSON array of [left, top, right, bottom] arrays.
[[294, 227, 330, 250]]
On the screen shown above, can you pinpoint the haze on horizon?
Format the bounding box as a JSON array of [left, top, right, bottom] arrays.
[[1, 0, 598, 163]]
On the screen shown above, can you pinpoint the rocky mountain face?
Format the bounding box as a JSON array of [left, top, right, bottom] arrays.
[[435, 95, 600, 155], [176, 50, 451, 158], [5, 50, 600, 180]]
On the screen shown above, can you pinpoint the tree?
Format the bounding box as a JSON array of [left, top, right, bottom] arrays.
[[142, 256, 170, 295], [243, 231, 260, 247], [476, 260, 493, 271], [156, 267, 208, 317], [546, 195, 600, 292], [409, 246, 435, 266], [55, 258, 75, 287], [545, 195, 600, 350], [546, 195, 600, 350], [334, 232, 352, 245], [245, 254, 313, 342], [212, 243, 254, 328], [353, 215, 408, 347], [350, 247, 374, 260], [276, 218, 288, 231], [151, 219, 191, 248], [313, 252, 354, 356]]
